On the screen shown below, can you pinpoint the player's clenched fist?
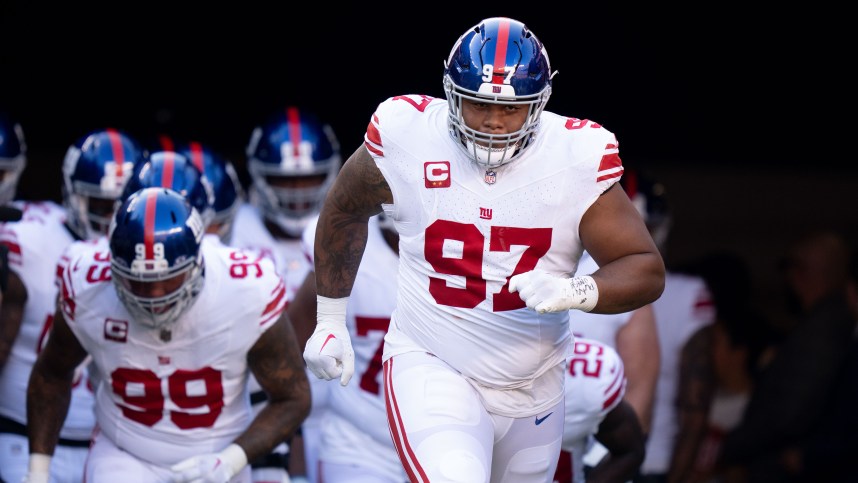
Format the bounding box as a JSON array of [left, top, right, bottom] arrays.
[[509, 269, 599, 313], [303, 296, 354, 386]]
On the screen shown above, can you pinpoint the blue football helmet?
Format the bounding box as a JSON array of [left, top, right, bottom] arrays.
[[0, 113, 27, 205], [443, 17, 555, 168], [62, 128, 146, 240], [154, 136, 244, 242], [121, 150, 215, 228], [246, 106, 341, 237], [109, 187, 205, 329], [621, 168, 672, 252]]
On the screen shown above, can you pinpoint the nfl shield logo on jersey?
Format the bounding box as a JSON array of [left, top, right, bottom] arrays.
[[484, 170, 497, 185]]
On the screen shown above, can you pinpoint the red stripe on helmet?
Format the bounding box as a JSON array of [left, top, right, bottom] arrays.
[[158, 134, 174, 152], [492, 19, 511, 84], [160, 151, 175, 188], [624, 169, 638, 198], [188, 141, 205, 172], [287, 107, 301, 158], [144, 190, 157, 259], [106, 128, 126, 177]]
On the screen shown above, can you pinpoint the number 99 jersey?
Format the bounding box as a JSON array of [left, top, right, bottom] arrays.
[[56, 240, 287, 467]]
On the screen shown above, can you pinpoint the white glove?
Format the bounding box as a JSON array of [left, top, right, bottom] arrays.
[[508, 269, 599, 313], [22, 454, 51, 483], [170, 443, 247, 483], [302, 296, 354, 386]]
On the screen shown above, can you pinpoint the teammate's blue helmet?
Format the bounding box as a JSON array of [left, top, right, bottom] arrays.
[[246, 106, 341, 237], [109, 187, 205, 329], [154, 137, 243, 242], [621, 168, 672, 252], [121, 150, 215, 228], [62, 128, 146, 240], [0, 113, 26, 205], [443, 17, 555, 168]]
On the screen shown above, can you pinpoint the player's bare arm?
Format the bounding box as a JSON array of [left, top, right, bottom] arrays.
[[0, 270, 27, 369], [26, 308, 88, 455], [668, 325, 716, 483], [240, 312, 311, 462], [616, 304, 660, 435], [314, 144, 391, 298], [589, 399, 646, 483], [580, 184, 666, 313], [286, 271, 317, 348]]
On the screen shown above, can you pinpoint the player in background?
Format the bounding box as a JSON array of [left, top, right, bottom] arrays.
[[568, 258, 660, 436], [303, 17, 664, 482], [571, 168, 715, 480], [152, 136, 244, 244], [1, 128, 146, 482], [287, 212, 407, 482], [153, 135, 299, 483], [554, 337, 645, 483], [0, 112, 65, 224], [626, 170, 715, 483], [24, 187, 310, 483], [231, 106, 342, 483]]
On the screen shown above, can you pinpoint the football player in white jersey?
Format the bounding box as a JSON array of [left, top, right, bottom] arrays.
[[623, 170, 715, 483], [0, 112, 66, 224], [570, 169, 715, 481], [142, 141, 299, 483], [303, 17, 665, 483], [554, 337, 645, 483], [287, 213, 408, 482], [0, 127, 146, 483], [231, 106, 342, 483], [24, 187, 311, 483], [569, 252, 660, 437]]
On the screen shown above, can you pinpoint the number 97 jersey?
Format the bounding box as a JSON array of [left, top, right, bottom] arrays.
[[57, 241, 287, 467], [367, 94, 623, 415]]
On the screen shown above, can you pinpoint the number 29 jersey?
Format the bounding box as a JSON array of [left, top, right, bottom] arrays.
[[367, 95, 623, 416], [57, 241, 287, 467]]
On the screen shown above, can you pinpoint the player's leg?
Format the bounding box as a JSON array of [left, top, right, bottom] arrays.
[[50, 444, 89, 483], [0, 430, 29, 483], [490, 394, 564, 482], [384, 351, 494, 483]]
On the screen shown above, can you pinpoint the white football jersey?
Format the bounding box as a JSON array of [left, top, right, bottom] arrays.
[[0, 214, 96, 440], [305, 215, 407, 480], [56, 241, 287, 467], [230, 202, 311, 300], [366, 95, 622, 416], [11, 200, 67, 225], [561, 337, 626, 483], [642, 271, 714, 473]]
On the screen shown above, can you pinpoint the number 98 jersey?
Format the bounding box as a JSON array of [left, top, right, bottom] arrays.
[[57, 240, 287, 467]]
